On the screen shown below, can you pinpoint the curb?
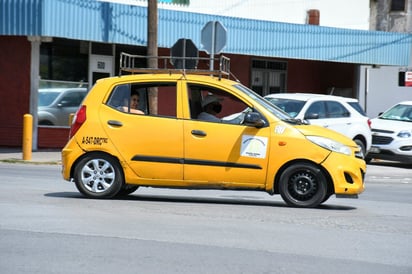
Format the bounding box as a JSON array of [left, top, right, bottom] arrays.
[[0, 158, 61, 165]]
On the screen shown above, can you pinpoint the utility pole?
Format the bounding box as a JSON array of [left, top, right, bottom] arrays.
[[147, 0, 158, 114], [147, 0, 158, 68]]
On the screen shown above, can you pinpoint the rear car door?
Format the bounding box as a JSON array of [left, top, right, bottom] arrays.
[[305, 100, 351, 135], [100, 81, 184, 181], [55, 89, 87, 126]]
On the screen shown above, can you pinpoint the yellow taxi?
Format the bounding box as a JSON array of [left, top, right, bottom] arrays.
[[61, 54, 365, 208]]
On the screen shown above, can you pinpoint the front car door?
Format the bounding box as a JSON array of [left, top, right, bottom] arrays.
[[182, 81, 271, 188], [304, 100, 351, 134]]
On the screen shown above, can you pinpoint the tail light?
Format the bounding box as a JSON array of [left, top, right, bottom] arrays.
[[69, 105, 86, 139]]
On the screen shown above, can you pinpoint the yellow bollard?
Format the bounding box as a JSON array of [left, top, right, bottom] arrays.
[[22, 114, 33, 161], [69, 113, 75, 126]]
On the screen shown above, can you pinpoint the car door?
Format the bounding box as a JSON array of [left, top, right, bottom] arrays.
[[182, 82, 270, 187], [304, 100, 351, 135], [55, 89, 86, 126], [101, 82, 184, 181]]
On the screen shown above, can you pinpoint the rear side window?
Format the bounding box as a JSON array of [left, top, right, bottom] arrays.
[[60, 91, 86, 107], [325, 101, 350, 118], [348, 102, 367, 116], [107, 82, 177, 117]]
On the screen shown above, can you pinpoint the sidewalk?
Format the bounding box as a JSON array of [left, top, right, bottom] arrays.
[[0, 147, 61, 164]]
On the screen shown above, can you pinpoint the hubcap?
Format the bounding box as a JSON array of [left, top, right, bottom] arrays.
[[81, 159, 115, 193], [289, 171, 317, 200]]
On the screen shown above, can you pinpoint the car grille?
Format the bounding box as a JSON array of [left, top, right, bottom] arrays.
[[372, 128, 394, 134], [372, 135, 393, 145]]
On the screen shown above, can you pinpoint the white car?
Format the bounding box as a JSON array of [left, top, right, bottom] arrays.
[[366, 101, 412, 163], [265, 93, 372, 156]]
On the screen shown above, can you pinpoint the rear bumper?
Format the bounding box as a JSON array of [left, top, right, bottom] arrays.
[[61, 140, 84, 181]]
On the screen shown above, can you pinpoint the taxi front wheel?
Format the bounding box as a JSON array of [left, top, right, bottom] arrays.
[[74, 153, 123, 198], [278, 163, 327, 208]]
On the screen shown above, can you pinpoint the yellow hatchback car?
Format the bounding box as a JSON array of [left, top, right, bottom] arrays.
[[61, 54, 365, 208]]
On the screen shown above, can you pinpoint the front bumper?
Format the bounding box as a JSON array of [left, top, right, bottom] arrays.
[[321, 152, 366, 196]]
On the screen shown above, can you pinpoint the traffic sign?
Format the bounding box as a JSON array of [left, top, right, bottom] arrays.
[[170, 38, 198, 69], [201, 21, 227, 55]]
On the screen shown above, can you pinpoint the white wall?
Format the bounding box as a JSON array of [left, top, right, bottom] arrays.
[[360, 66, 412, 118]]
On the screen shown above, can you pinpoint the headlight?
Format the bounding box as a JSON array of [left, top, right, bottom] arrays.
[[397, 130, 412, 138], [306, 136, 351, 156]]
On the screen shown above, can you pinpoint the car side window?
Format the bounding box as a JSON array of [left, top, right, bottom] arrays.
[[187, 84, 249, 124], [60, 92, 85, 107], [325, 101, 350, 118], [107, 82, 177, 117], [306, 101, 326, 119]]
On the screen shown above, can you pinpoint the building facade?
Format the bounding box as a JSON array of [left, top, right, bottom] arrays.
[[0, 0, 411, 148]]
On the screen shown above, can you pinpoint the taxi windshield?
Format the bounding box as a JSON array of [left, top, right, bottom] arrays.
[[233, 84, 294, 121]]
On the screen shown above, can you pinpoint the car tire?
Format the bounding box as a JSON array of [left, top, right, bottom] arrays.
[[278, 162, 327, 208], [354, 138, 366, 158], [364, 157, 372, 164], [74, 153, 123, 198], [116, 185, 139, 197], [39, 120, 54, 126]]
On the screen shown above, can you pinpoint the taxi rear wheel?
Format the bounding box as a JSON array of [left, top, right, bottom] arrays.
[[74, 153, 123, 198], [278, 163, 327, 208], [116, 185, 139, 197]]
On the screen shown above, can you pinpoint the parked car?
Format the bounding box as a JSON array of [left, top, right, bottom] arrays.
[[61, 54, 366, 208], [264, 93, 372, 157], [366, 101, 412, 163], [38, 87, 88, 126]]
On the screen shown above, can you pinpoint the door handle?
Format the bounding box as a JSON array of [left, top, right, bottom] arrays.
[[107, 120, 123, 127], [191, 130, 207, 137]]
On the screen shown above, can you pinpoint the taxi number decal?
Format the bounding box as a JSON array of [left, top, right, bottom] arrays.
[[274, 125, 286, 134], [241, 135, 268, 159], [82, 136, 108, 146]]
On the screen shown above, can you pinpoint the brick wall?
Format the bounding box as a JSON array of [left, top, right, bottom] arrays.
[[0, 36, 31, 146], [38, 127, 70, 149]]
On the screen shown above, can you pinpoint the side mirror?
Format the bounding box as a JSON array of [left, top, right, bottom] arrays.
[[243, 112, 266, 128]]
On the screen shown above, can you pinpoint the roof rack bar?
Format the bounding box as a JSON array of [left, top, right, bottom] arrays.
[[119, 52, 231, 79]]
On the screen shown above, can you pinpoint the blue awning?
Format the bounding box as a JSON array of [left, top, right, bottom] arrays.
[[1, 0, 411, 66]]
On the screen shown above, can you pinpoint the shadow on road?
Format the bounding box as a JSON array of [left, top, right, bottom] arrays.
[[45, 191, 357, 211], [368, 160, 412, 169]]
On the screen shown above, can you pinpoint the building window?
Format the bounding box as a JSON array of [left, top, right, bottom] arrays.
[[390, 0, 406, 12], [251, 59, 287, 96], [40, 38, 88, 83]]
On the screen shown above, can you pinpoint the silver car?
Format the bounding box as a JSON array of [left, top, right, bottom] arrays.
[[366, 101, 412, 163], [38, 88, 88, 126]]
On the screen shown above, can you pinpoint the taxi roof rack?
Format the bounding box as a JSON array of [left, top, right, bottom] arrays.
[[119, 52, 232, 80]]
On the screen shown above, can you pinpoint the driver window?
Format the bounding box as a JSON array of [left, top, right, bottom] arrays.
[[306, 101, 326, 119], [187, 84, 249, 124]]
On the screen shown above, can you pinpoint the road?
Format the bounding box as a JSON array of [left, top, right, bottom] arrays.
[[0, 162, 411, 274]]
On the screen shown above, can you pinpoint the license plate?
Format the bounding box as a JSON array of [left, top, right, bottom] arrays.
[[369, 146, 380, 153]]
